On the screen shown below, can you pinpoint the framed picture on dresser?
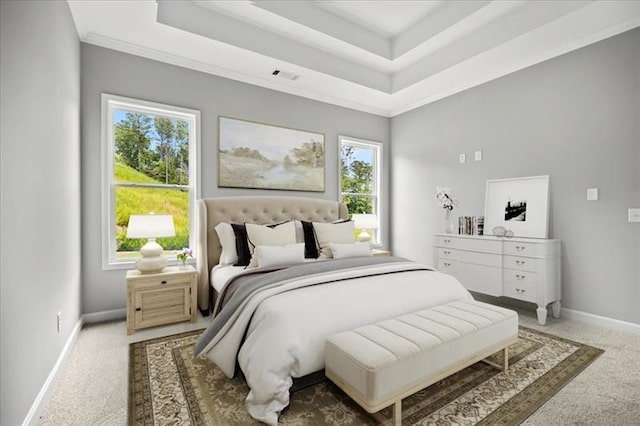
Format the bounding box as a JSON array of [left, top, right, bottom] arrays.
[[484, 175, 549, 238]]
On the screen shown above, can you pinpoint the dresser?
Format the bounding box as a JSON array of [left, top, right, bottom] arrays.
[[434, 234, 561, 325]]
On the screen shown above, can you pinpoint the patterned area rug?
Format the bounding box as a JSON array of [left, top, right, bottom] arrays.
[[129, 327, 602, 425]]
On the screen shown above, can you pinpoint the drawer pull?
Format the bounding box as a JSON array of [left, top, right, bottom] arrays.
[[515, 288, 526, 294], [515, 260, 526, 266], [161, 280, 167, 284], [135, 308, 141, 311], [515, 245, 526, 251], [444, 262, 451, 267], [444, 250, 451, 255], [444, 239, 451, 244], [515, 274, 526, 280]]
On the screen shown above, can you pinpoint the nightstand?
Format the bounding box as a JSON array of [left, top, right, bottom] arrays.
[[126, 265, 197, 335], [372, 249, 391, 257]]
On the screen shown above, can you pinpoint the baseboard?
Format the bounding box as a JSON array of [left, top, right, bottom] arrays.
[[82, 308, 126, 324], [22, 318, 83, 426], [562, 308, 640, 335]]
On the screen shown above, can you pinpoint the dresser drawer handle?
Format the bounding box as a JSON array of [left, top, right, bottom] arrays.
[[444, 250, 451, 255], [444, 239, 451, 244], [515, 245, 526, 251], [444, 262, 451, 267], [135, 308, 141, 311], [161, 280, 167, 284], [515, 288, 526, 294], [515, 274, 526, 280], [515, 260, 526, 266]]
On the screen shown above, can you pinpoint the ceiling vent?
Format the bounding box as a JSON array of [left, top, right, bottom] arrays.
[[272, 69, 300, 81]]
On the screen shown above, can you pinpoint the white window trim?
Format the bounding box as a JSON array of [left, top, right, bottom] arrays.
[[338, 135, 383, 247], [101, 93, 201, 270]]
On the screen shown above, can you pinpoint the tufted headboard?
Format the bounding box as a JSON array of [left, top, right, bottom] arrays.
[[196, 196, 349, 313]]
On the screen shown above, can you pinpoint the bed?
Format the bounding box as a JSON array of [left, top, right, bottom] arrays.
[[194, 196, 472, 425]]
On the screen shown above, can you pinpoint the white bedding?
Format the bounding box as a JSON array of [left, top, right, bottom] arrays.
[[210, 264, 246, 293], [201, 260, 472, 425]]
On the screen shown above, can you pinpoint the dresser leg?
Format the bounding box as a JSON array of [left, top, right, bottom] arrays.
[[551, 301, 561, 319], [536, 306, 548, 325]]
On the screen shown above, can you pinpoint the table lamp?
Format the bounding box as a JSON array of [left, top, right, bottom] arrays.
[[353, 214, 378, 244], [126, 214, 176, 273]]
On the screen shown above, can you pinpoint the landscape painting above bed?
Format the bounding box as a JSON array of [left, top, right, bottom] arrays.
[[218, 116, 325, 192]]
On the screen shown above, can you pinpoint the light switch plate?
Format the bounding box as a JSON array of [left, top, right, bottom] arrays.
[[474, 150, 482, 161], [459, 154, 466, 163], [587, 188, 598, 201], [629, 208, 640, 223]]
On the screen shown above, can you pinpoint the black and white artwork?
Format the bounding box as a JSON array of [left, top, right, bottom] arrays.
[[505, 198, 527, 221], [484, 176, 549, 238]]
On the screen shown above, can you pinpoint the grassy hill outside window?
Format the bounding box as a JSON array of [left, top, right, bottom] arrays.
[[101, 94, 200, 269], [339, 136, 382, 245]]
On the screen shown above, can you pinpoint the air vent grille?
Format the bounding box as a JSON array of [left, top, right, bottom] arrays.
[[272, 69, 300, 81]]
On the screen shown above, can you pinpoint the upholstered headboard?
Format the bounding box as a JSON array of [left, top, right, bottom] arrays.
[[196, 196, 349, 313]]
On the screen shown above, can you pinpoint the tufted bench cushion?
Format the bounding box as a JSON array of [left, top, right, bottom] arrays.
[[325, 299, 518, 425]]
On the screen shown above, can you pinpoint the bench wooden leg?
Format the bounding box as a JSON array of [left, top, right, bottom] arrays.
[[393, 400, 402, 426], [503, 346, 509, 372]]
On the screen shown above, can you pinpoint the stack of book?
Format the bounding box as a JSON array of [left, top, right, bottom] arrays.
[[458, 216, 484, 235]]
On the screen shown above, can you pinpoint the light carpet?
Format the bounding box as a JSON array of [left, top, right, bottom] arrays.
[[129, 326, 602, 425]]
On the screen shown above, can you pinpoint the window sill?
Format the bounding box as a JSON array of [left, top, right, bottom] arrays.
[[103, 258, 195, 271]]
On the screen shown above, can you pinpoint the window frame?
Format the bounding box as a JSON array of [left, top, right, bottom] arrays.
[[338, 135, 383, 246], [101, 93, 201, 270]]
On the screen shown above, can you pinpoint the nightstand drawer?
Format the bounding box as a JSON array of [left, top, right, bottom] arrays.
[[503, 280, 536, 303], [503, 255, 536, 272], [129, 274, 191, 289]]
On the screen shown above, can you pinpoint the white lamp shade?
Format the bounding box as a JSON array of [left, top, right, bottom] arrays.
[[352, 214, 378, 230], [126, 215, 176, 239]]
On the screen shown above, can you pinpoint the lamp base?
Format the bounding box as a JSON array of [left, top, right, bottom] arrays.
[[136, 239, 168, 273], [357, 229, 372, 244]]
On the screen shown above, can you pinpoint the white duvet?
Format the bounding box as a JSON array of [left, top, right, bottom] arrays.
[[202, 261, 471, 425]]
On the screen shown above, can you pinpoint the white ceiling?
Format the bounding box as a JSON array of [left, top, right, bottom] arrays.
[[68, 1, 640, 117]]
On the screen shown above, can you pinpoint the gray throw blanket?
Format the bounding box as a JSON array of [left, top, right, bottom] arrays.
[[194, 256, 420, 356]]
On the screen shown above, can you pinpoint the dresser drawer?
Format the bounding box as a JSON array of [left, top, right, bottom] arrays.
[[456, 238, 501, 254], [503, 241, 539, 257], [458, 263, 501, 296], [437, 248, 457, 259], [435, 236, 458, 248], [503, 269, 536, 286], [437, 258, 458, 274], [459, 251, 501, 268], [503, 255, 536, 272], [503, 280, 536, 303]]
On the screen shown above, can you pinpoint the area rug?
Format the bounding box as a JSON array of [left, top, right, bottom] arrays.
[[128, 327, 603, 425]]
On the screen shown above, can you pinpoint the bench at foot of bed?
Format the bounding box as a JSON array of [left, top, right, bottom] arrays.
[[325, 299, 518, 426]]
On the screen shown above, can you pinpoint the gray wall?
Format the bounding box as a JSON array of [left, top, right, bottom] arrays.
[[391, 28, 640, 324], [81, 44, 390, 314], [0, 1, 81, 424]]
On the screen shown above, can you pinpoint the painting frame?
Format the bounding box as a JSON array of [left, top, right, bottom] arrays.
[[484, 175, 550, 238], [218, 116, 325, 192]]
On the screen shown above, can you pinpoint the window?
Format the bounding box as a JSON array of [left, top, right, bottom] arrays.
[[102, 94, 200, 269], [339, 136, 382, 244]]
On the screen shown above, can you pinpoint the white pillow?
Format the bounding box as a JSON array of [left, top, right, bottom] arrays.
[[246, 221, 297, 266], [329, 242, 372, 259], [312, 221, 355, 258], [215, 222, 237, 265], [254, 243, 305, 268]]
